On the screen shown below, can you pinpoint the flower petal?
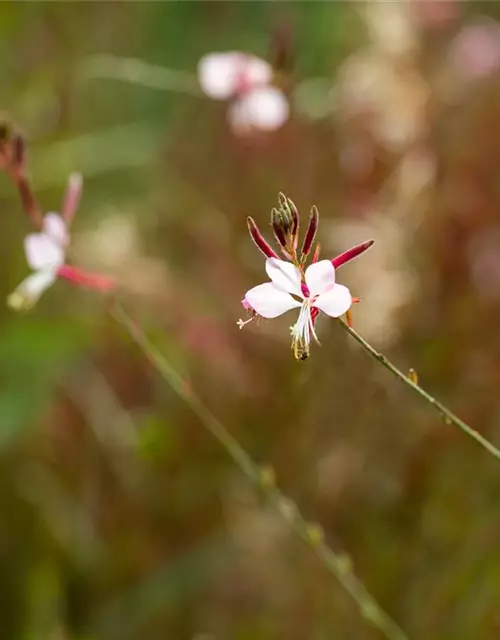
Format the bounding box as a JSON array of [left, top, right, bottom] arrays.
[[245, 282, 301, 318], [228, 87, 289, 133], [305, 260, 336, 297], [7, 269, 57, 311], [313, 284, 352, 317], [265, 258, 303, 296], [198, 52, 242, 99], [43, 212, 69, 247], [244, 55, 273, 86], [24, 233, 65, 271]]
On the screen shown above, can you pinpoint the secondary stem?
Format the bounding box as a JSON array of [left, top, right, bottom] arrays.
[[112, 302, 409, 640], [338, 319, 500, 462]]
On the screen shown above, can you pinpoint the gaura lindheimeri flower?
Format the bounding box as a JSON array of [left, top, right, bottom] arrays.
[[244, 258, 352, 359], [8, 173, 114, 311], [197, 51, 289, 133], [8, 212, 69, 310], [238, 193, 373, 360]]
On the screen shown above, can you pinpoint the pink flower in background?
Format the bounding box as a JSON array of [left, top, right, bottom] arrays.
[[450, 18, 500, 79], [197, 52, 289, 133], [8, 174, 114, 311], [243, 258, 352, 359]]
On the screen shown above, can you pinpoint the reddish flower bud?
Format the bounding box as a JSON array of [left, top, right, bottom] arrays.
[[17, 176, 43, 229], [61, 173, 83, 224], [57, 265, 116, 292], [247, 216, 278, 259], [269, 22, 294, 74], [301, 205, 318, 258], [11, 134, 25, 176], [331, 239, 374, 269]]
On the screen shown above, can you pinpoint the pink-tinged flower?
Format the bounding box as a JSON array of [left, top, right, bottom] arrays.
[[242, 258, 352, 360], [8, 212, 69, 310], [197, 51, 289, 133], [8, 174, 115, 311], [450, 18, 500, 79]]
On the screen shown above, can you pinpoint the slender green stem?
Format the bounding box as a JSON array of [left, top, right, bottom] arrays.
[[83, 55, 202, 96], [338, 319, 500, 462], [112, 303, 409, 640]]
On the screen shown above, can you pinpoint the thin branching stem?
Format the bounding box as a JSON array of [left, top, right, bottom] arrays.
[[112, 302, 409, 640], [83, 55, 202, 96], [338, 319, 500, 462]]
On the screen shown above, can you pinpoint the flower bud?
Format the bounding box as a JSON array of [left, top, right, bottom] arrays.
[[247, 216, 278, 258], [0, 121, 14, 170], [269, 22, 294, 74], [11, 134, 26, 175], [301, 205, 318, 257], [272, 193, 299, 249], [331, 240, 374, 269], [271, 206, 292, 247]]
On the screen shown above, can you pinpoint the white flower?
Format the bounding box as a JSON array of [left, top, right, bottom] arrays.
[[243, 258, 352, 358], [198, 51, 289, 133], [8, 213, 68, 310], [228, 86, 289, 133], [198, 52, 272, 99]]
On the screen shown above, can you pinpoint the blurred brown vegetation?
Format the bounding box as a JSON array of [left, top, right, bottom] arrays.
[[2, 2, 500, 639]]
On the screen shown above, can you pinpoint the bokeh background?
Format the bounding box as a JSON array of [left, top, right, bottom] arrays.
[[2, 1, 500, 638]]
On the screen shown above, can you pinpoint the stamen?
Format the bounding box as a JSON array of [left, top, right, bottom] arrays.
[[237, 317, 254, 330], [290, 302, 313, 360]]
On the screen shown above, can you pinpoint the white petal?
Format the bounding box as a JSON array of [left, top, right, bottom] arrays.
[[198, 52, 242, 99], [265, 258, 303, 296], [229, 87, 289, 132], [7, 269, 57, 310], [305, 260, 336, 297], [43, 212, 69, 246], [244, 55, 273, 86], [245, 282, 301, 319], [313, 284, 352, 318], [24, 233, 65, 271]]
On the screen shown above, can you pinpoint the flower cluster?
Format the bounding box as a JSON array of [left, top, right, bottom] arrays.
[[3, 139, 115, 311], [239, 194, 373, 360], [198, 52, 289, 134]]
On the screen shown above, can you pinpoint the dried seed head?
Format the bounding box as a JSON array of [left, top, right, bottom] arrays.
[[247, 216, 278, 259]]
